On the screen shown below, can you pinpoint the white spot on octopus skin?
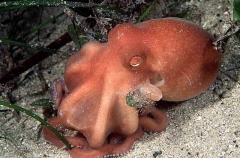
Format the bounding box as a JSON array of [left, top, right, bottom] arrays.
[[117, 31, 124, 39], [178, 69, 192, 86], [58, 110, 63, 116]]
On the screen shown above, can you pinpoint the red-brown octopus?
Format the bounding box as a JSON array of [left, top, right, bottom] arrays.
[[43, 18, 221, 158]]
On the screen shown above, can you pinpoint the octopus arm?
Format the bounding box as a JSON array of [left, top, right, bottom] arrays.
[[139, 108, 168, 132]]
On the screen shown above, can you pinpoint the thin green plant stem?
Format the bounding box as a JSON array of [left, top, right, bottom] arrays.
[[70, 19, 81, 49], [0, 5, 31, 11], [0, 38, 62, 54], [135, 0, 157, 24], [0, 1, 123, 14], [0, 100, 72, 149], [20, 12, 65, 40], [0, 1, 104, 10], [233, 0, 240, 23], [30, 99, 54, 107]]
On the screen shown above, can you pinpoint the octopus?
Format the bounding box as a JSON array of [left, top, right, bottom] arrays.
[[43, 18, 221, 158]]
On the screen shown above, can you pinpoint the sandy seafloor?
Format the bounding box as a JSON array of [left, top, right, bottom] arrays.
[[0, 0, 239, 158]]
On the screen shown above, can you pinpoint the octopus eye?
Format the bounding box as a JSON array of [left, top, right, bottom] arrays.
[[129, 56, 143, 67]]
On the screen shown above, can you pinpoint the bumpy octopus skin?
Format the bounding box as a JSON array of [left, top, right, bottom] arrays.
[[43, 18, 221, 158]]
